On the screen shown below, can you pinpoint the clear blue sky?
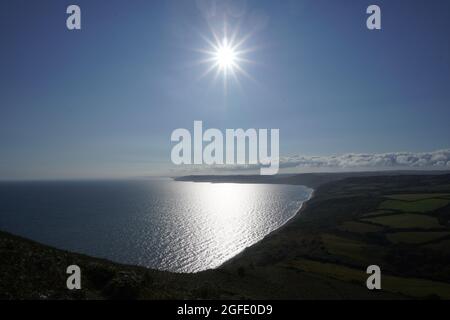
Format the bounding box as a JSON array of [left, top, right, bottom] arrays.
[[1, 0, 449, 179]]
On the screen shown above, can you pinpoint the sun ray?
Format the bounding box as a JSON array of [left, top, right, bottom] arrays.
[[197, 21, 256, 92]]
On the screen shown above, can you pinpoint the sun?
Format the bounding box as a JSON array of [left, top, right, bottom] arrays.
[[215, 38, 238, 72], [197, 23, 254, 90]]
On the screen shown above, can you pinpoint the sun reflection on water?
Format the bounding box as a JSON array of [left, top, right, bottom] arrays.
[[180, 182, 306, 272]]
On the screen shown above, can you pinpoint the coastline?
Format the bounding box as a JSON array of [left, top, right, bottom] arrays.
[[2, 173, 450, 299], [218, 187, 314, 269]]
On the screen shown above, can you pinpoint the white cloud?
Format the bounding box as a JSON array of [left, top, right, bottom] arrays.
[[171, 149, 450, 175], [279, 149, 450, 169]]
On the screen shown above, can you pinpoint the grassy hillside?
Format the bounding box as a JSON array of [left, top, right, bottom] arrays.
[[1, 173, 450, 299]]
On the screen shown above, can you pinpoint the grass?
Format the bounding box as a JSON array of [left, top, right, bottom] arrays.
[[362, 214, 442, 229], [321, 234, 376, 264], [386, 232, 450, 244], [379, 198, 450, 213], [288, 258, 450, 299], [338, 221, 383, 234], [361, 210, 395, 217], [385, 193, 450, 201], [424, 239, 450, 255]]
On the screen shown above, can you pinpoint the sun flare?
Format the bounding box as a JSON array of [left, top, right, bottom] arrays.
[[215, 38, 238, 72], [198, 23, 255, 90]]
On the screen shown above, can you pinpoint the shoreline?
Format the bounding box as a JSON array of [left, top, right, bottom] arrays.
[[2, 172, 450, 299], [0, 180, 314, 275], [217, 188, 314, 269]]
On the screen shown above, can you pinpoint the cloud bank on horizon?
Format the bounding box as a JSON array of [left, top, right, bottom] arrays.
[[279, 149, 450, 170], [175, 149, 450, 174]]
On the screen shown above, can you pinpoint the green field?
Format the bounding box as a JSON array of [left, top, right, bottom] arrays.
[[362, 214, 442, 229], [321, 234, 377, 264], [385, 193, 450, 201], [424, 239, 450, 255], [361, 210, 395, 217], [339, 221, 383, 233], [379, 198, 450, 213], [386, 231, 450, 244], [288, 258, 450, 299]]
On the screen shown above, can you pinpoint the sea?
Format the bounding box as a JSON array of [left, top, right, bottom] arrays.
[[0, 179, 312, 273]]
